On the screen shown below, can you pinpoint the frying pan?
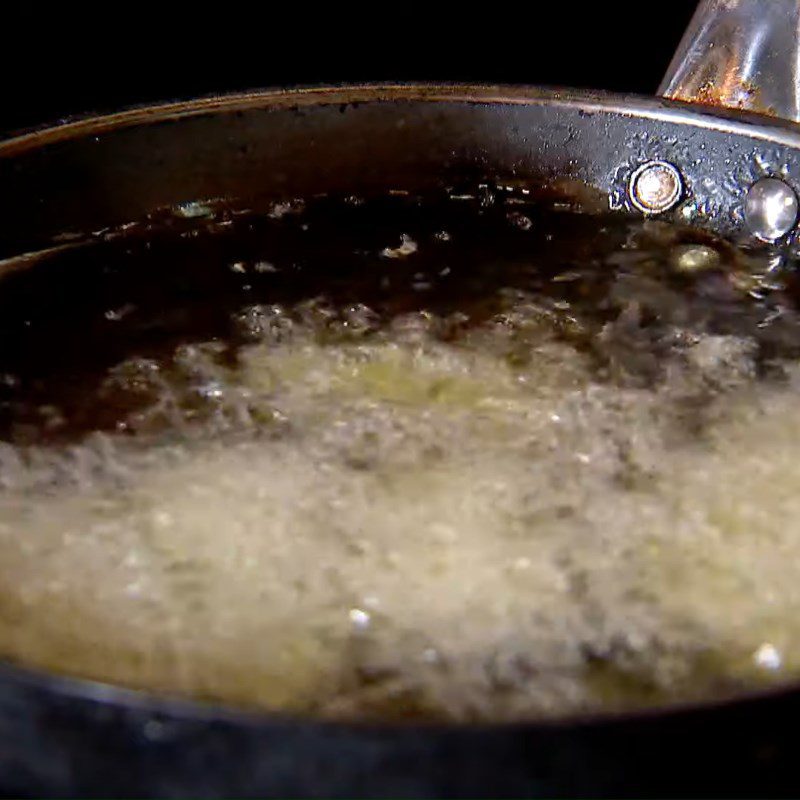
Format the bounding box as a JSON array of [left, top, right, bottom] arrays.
[[1, 1, 799, 796]]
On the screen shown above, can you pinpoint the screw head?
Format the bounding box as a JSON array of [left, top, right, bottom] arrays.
[[745, 177, 799, 242], [629, 161, 682, 214]]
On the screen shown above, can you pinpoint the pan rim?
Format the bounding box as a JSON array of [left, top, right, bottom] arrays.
[[1, 648, 798, 733], [2, 82, 800, 157]]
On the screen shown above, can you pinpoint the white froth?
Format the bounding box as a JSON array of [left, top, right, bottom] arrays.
[[0, 299, 798, 720]]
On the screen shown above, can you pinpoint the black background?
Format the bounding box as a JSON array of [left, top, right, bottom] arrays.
[[3, 3, 698, 133]]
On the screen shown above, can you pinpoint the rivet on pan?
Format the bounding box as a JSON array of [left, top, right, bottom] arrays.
[[744, 177, 799, 242], [628, 161, 683, 214]]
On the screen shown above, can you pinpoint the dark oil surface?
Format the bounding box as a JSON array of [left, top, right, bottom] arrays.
[[0, 189, 794, 446], [1, 189, 800, 720]]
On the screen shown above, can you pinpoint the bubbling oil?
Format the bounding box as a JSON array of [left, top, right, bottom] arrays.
[[0, 189, 799, 720]]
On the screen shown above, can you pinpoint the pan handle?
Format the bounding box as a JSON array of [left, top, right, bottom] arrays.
[[659, 0, 800, 124]]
